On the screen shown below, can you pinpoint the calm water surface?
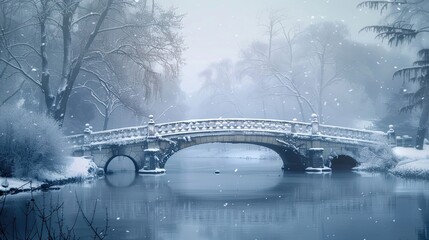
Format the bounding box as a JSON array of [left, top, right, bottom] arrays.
[[3, 150, 429, 240]]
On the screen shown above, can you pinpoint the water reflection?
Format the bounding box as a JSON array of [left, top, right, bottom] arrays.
[[3, 156, 429, 240], [418, 195, 429, 240], [104, 172, 139, 188]]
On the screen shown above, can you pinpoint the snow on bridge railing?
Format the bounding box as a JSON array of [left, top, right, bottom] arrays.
[[318, 125, 387, 142], [153, 115, 388, 143], [66, 123, 148, 147], [66, 114, 392, 147], [153, 118, 311, 136]]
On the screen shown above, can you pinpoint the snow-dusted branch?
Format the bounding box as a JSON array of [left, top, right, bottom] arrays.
[[98, 23, 153, 34], [0, 58, 41, 87], [0, 79, 25, 107]]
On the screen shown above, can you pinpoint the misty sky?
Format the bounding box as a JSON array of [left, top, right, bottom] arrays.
[[161, 0, 381, 93]]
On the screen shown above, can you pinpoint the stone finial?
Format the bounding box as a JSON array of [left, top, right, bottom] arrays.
[[388, 124, 394, 133], [148, 114, 154, 124], [311, 113, 318, 123], [84, 123, 92, 134], [291, 118, 298, 133], [311, 113, 319, 135], [387, 124, 396, 147], [147, 114, 156, 137]]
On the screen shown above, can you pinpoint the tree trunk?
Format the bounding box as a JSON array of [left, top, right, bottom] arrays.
[[262, 98, 267, 118], [103, 108, 109, 130], [318, 49, 326, 123], [296, 96, 306, 121], [103, 116, 109, 131], [39, 0, 54, 114], [415, 127, 426, 150], [46, 0, 114, 126], [416, 100, 429, 149]]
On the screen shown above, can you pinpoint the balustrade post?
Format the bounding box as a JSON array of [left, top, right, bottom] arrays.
[[147, 115, 156, 138], [291, 118, 297, 133], [387, 124, 396, 147], [311, 113, 319, 135], [83, 123, 92, 145]]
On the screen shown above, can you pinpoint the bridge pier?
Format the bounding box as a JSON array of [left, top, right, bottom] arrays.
[[139, 115, 166, 174], [139, 148, 165, 174], [305, 148, 331, 172]]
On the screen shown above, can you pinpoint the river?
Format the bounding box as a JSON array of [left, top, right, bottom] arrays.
[[2, 145, 429, 240]]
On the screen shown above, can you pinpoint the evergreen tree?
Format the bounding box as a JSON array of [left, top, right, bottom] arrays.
[[359, 0, 429, 149]]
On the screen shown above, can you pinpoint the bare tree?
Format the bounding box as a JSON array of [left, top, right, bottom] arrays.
[[241, 16, 315, 121], [0, 0, 184, 126], [77, 80, 121, 130], [0, 0, 32, 107], [268, 21, 316, 121], [302, 21, 349, 122]]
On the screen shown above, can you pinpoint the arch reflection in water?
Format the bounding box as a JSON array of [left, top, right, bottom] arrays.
[[165, 143, 283, 172], [104, 172, 139, 188], [105, 155, 138, 173], [164, 143, 284, 199]]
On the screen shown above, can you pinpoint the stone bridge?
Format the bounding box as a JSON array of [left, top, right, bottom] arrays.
[[66, 114, 396, 174]]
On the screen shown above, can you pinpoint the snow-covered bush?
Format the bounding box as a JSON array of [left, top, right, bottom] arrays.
[[390, 147, 429, 179], [0, 105, 69, 179], [354, 145, 398, 171]]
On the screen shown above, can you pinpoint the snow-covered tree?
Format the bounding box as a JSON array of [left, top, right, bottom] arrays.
[[394, 50, 429, 149], [0, 0, 184, 126], [359, 0, 429, 149]]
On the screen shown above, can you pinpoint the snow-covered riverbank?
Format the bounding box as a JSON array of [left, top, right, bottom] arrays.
[[390, 147, 429, 179], [2, 145, 429, 195], [0, 157, 98, 194]]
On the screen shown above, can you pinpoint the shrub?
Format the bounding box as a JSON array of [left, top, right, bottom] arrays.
[[0, 105, 69, 179], [355, 145, 398, 172]]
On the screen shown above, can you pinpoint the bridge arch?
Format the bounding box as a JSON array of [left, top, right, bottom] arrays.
[[104, 155, 139, 173], [330, 155, 358, 171], [160, 134, 307, 171]]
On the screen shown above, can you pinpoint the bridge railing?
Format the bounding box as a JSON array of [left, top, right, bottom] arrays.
[[66, 115, 391, 148], [154, 118, 313, 136], [66, 125, 148, 147], [154, 118, 387, 143], [318, 125, 387, 142], [66, 134, 85, 147]]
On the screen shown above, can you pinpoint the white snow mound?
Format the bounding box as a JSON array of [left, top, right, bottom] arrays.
[[391, 146, 429, 179]]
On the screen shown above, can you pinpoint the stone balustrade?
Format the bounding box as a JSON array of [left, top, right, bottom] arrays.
[[66, 115, 389, 148], [154, 119, 312, 136], [66, 126, 148, 147], [318, 125, 386, 141]]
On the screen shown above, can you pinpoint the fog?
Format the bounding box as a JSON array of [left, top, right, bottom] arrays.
[[162, 0, 383, 93], [0, 0, 426, 136]]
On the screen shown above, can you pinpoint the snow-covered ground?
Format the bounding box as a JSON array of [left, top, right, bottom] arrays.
[[0, 156, 97, 193], [390, 146, 429, 179], [40, 156, 98, 180], [0, 178, 43, 192]]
